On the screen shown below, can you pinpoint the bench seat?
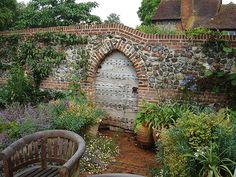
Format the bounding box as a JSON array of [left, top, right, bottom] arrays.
[[15, 167, 59, 177]]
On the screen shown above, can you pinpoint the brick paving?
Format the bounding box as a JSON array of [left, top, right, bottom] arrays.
[[81, 130, 157, 177]]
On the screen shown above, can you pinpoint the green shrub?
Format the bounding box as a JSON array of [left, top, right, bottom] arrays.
[[135, 101, 159, 131], [151, 103, 191, 130], [51, 98, 105, 134], [0, 66, 34, 105], [136, 102, 214, 132], [53, 111, 88, 133], [0, 66, 64, 106], [157, 109, 236, 177], [7, 119, 39, 140], [185, 27, 213, 36], [187, 142, 235, 177]]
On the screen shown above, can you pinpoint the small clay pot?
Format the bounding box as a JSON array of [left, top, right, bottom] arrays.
[[136, 124, 154, 149]]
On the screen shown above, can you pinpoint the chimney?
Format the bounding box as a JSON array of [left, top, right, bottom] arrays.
[[181, 0, 193, 29]]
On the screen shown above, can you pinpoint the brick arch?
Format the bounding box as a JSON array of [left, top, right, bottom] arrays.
[[87, 39, 148, 88]]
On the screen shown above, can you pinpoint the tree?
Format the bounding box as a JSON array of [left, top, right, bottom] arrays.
[[14, 0, 101, 29], [138, 0, 160, 25], [0, 0, 17, 30], [104, 13, 121, 24]]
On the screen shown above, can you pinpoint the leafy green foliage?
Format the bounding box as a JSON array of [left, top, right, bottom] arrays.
[[187, 143, 236, 177], [104, 13, 121, 24], [51, 99, 105, 133], [13, 0, 101, 29], [150, 103, 195, 130], [185, 27, 213, 36], [19, 41, 65, 87], [66, 76, 86, 100], [197, 70, 236, 108], [137, 0, 160, 25], [0, 66, 34, 105], [135, 102, 213, 133], [0, 34, 20, 72], [0, 32, 88, 105], [157, 109, 236, 177], [0, 0, 17, 30], [134, 101, 159, 131], [7, 119, 38, 140], [137, 24, 180, 35], [0, 101, 117, 175], [223, 47, 236, 55]]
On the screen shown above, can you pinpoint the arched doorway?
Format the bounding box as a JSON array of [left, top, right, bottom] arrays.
[[94, 51, 138, 131]]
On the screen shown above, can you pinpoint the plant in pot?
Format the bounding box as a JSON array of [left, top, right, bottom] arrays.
[[150, 104, 172, 142], [135, 101, 159, 148], [151, 103, 186, 142]]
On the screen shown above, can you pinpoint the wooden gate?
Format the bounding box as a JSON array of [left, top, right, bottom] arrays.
[[95, 51, 138, 130]]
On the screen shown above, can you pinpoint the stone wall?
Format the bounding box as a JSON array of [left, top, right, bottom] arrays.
[[1, 24, 236, 106]]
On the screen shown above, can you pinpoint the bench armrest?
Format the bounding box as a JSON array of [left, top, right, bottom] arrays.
[[0, 152, 14, 177], [0, 138, 26, 160], [60, 136, 86, 177]]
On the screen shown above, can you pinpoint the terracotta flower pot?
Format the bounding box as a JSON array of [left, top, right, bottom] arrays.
[[136, 124, 154, 149]]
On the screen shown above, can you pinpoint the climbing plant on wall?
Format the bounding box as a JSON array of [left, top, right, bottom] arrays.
[[0, 32, 88, 87], [0, 32, 89, 105]]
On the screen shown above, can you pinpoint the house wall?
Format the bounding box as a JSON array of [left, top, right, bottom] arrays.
[[153, 20, 180, 30], [0, 24, 236, 107]]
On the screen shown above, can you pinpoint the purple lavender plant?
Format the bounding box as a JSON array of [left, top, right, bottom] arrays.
[[0, 133, 10, 150], [23, 104, 53, 130], [0, 103, 24, 123]]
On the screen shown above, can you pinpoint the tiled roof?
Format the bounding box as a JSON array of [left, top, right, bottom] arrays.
[[152, 0, 181, 21], [152, 0, 236, 30], [192, 3, 236, 30], [193, 0, 220, 17], [206, 3, 236, 29]]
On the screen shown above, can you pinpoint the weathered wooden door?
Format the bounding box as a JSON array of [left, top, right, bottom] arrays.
[[95, 51, 138, 130]]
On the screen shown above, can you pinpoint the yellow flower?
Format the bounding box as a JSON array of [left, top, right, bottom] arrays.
[[49, 99, 60, 106]]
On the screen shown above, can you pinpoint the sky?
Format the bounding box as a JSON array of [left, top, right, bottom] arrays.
[[16, 0, 236, 28]]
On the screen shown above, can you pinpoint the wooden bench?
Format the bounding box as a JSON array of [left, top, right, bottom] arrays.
[[0, 130, 85, 177]]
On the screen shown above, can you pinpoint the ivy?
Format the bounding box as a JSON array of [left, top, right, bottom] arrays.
[[0, 32, 88, 87], [0, 34, 20, 71]]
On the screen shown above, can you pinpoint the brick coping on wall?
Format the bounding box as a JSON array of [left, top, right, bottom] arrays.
[[0, 23, 236, 44]]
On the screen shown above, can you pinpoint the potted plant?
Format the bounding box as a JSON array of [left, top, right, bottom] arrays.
[[151, 117, 162, 142], [135, 101, 158, 148], [151, 103, 186, 142]]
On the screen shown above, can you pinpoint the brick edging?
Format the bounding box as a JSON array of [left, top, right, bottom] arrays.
[[0, 24, 235, 43]]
